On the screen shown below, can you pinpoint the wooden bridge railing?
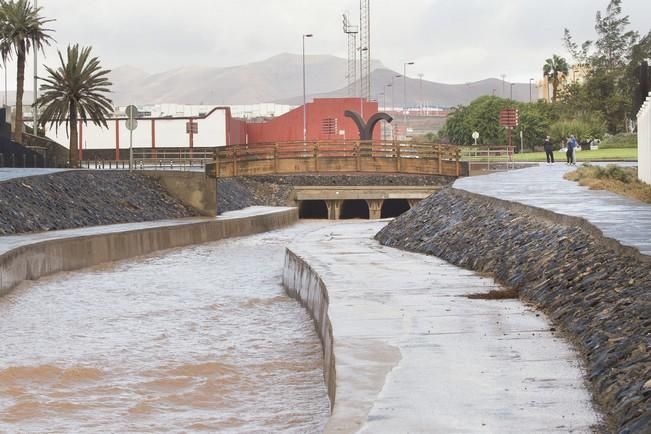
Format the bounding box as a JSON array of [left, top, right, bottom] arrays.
[[205, 140, 462, 178]]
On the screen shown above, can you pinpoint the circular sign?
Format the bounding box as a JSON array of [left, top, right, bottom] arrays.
[[125, 118, 138, 131], [472, 131, 479, 139], [125, 105, 139, 119]]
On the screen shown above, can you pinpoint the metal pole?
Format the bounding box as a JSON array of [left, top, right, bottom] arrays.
[[3, 59, 6, 106], [529, 78, 533, 102], [129, 127, 133, 171], [33, 0, 38, 136], [403, 62, 414, 136], [302, 34, 312, 143]]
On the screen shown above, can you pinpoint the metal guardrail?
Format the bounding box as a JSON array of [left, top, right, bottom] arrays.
[[461, 146, 515, 172], [81, 150, 214, 171]]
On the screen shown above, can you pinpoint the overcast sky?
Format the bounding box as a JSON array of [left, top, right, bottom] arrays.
[[4, 0, 651, 92]]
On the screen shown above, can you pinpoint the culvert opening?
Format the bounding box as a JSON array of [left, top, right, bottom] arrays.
[[299, 200, 329, 219], [340, 199, 369, 219], [381, 199, 411, 218]]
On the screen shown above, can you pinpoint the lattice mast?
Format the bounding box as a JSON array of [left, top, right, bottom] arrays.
[[342, 14, 359, 97], [359, 0, 371, 100]]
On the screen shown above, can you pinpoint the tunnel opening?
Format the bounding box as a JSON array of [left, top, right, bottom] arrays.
[[299, 200, 329, 219], [381, 199, 411, 218], [340, 199, 370, 219]]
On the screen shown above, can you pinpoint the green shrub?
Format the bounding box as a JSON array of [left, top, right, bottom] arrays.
[[599, 133, 637, 149]]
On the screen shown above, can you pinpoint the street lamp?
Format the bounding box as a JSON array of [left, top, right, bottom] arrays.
[[391, 74, 400, 112], [302, 33, 313, 143], [403, 62, 414, 133], [359, 46, 368, 117], [510, 82, 515, 101], [529, 78, 534, 102]]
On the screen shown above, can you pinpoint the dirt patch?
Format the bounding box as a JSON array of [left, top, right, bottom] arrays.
[[564, 165, 651, 204], [466, 288, 519, 300]]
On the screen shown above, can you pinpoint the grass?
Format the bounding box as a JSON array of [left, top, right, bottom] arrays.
[[466, 288, 519, 300], [599, 133, 637, 149], [564, 164, 651, 204], [512, 147, 637, 162]]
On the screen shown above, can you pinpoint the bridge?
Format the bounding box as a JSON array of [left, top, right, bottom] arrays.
[[204, 140, 462, 220], [205, 140, 463, 178]]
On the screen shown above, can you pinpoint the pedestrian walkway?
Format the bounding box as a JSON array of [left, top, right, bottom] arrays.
[[288, 221, 598, 433], [0, 168, 68, 182], [454, 164, 651, 255]]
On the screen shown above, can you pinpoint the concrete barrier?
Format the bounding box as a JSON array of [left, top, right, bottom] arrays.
[[142, 171, 217, 216], [282, 248, 336, 410], [0, 208, 298, 297]]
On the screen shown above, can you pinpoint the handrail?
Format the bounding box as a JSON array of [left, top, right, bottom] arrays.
[[207, 140, 462, 178]]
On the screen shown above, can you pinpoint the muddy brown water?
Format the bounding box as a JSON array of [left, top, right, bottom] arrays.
[[0, 223, 330, 433]]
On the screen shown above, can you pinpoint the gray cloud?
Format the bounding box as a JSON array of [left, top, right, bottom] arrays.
[[5, 0, 650, 93]]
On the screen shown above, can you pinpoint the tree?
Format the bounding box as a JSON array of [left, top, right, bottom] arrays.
[[543, 55, 569, 102], [37, 44, 113, 166], [592, 0, 638, 72], [0, 0, 53, 144]]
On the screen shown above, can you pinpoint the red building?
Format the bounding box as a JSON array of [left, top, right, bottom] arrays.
[[244, 98, 380, 143]]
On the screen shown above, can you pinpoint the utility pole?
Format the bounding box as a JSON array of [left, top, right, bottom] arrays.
[[302, 33, 313, 143], [500, 73, 506, 98], [33, 0, 38, 136], [403, 61, 414, 135]]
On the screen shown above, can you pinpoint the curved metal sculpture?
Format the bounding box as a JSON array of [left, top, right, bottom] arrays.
[[344, 110, 393, 140]]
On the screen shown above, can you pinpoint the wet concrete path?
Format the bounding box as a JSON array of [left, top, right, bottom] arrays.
[[290, 221, 599, 433], [454, 164, 651, 255]]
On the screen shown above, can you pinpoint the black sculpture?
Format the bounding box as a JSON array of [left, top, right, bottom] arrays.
[[344, 110, 393, 140]]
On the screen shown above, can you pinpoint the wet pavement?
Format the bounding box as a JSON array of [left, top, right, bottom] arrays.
[[0, 168, 69, 182], [454, 164, 651, 255], [0, 222, 330, 433], [290, 221, 599, 433]]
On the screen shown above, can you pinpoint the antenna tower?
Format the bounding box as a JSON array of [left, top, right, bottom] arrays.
[[342, 13, 359, 97], [359, 0, 371, 100]]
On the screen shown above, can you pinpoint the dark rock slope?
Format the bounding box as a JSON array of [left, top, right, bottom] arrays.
[[0, 171, 199, 235], [375, 187, 650, 434]]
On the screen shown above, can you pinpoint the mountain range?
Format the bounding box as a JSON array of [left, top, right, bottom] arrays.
[[9, 54, 536, 108]]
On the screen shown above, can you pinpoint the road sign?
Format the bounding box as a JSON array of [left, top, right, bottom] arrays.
[[186, 121, 198, 134], [499, 108, 519, 128], [125, 105, 138, 119], [472, 131, 479, 145], [125, 118, 138, 131]]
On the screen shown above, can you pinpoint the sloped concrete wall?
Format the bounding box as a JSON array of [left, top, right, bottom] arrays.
[[142, 171, 217, 216], [0, 208, 297, 297], [282, 248, 336, 409]]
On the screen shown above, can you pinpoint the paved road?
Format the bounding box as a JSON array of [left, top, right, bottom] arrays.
[[455, 164, 651, 255]]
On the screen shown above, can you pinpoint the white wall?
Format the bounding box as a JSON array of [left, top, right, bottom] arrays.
[[43, 107, 229, 150], [638, 93, 651, 185]]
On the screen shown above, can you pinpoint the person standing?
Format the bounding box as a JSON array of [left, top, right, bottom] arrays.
[[543, 136, 554, 164], [566, 136, 574, 165], [570, 134, 578, 166]]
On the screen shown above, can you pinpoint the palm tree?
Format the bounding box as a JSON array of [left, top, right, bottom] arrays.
[[543, 55, 569, 102], [0, 0, 53, 144], [37, 44, 113, 166]]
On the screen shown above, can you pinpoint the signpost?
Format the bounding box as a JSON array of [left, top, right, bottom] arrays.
[[125, 105, 138, 170], [499, 108, 519, 149], [472, 131, 479, 145]]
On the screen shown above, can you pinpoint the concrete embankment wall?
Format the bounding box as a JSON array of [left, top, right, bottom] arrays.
[[375, 187, 650, 433], [0, 209, 297, 297], [282, 249, 336, 409]]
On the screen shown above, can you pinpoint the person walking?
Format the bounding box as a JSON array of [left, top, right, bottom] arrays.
[[543, 136, 554, 165]]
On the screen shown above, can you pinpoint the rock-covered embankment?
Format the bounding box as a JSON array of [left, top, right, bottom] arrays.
[[0, 171, 199, 235], [375, 188, 650, 433]]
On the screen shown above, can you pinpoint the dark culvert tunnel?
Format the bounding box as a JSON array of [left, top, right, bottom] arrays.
[[299, 200, 329, 219], [340, 199, 370, 219], [381, 199, 411, 218]]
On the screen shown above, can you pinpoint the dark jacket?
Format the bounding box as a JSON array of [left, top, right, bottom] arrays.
[[543, 139, 553, 152]]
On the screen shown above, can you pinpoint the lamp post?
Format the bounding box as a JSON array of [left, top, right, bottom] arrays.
[[391, 74, 400, 112], [403, 62, 414, 135], [510, 82, 515, 101], [302, 33, 313, 143], [359, 46, 368, 118], [529, 78, 534, 102]]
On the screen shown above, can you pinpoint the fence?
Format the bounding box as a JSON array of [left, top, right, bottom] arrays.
[[638, 92, 651, 185], [80, 149, 214, 171], [205, 140, 462, 178], [461, 146, 515, 174]]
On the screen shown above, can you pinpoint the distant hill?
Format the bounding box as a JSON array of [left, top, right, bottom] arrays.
[[7, 54, 534, 108]]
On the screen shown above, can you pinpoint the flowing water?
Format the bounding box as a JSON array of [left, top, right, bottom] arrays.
[[0, 223, 331, 433]]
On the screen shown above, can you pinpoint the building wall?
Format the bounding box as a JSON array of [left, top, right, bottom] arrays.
[[43, 107, 233, 155], [638, 92, 651, 185], [246, 98, 380, 143]]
